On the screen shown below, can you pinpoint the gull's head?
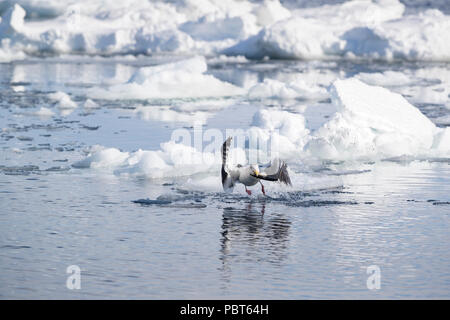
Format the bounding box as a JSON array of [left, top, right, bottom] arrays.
[[250, 164, 259, 176]]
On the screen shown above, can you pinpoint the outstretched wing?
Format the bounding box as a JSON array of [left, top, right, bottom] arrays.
[[254, 158, 292, 186], [221, 137, 234, 191]]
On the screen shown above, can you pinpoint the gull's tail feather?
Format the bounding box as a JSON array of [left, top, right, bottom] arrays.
[[278, 161, 292, 186], [256, 158, 292, 186]]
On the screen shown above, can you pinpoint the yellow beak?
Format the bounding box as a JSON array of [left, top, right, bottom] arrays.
[[254, 170, 259, 176]]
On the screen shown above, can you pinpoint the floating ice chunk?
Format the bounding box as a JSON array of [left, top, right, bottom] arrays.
[[305, 78, 439, 160], [33, 107, 55, 117], [249, 109, 310, 159], [173, 98, 236, 112], [0, 39, 26, 62], [0, 1, 258, 57], [0, 4, 26, 35], [83, 99, 99, 109], [133, 98, 234, 124], [225, 17, 335, 59], [48, 91, 77, 109], [72, 146, 129, 169], [207, 54, 248, 64], [73, 141, 220, 179], [355, 71, 412, 87], [0, 5, 29, 61], [134, 28, 195, 54], [88, 56, 244, 100], [2, 0, 450, 62], [123, 142, 218, 179], [252, 109, 309, 140], [225, 0, 405, 59], [180, 13, 258, 42], [225, 0, 450, 61], [129, 55, 206, 83], [11, 84, 25, 92], [248, 78, 328, 100], [71, 136, 255, 180], [374, 9, 450, 61], [134, 106, 211, 125]]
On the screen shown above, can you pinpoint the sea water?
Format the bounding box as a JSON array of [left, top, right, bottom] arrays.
[[0, 57, 449, 299]]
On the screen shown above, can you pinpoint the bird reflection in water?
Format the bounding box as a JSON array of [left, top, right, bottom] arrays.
[[219, 200, 291, 284]]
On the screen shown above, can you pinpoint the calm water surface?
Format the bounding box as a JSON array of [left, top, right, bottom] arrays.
[[0, 58, 449, 299]]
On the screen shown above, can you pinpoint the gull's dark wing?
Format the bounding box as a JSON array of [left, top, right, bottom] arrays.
[[221, 137, 234, 191], [255, 158, 292, 186]]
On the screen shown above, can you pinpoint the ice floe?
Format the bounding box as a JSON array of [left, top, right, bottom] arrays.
[[225, 0, 450, 61], [87, 56, 244, 100], [247, 77, 328, 101], [305, 78, 448, 160], [72, 141, 247, 180], [134, 106, 211, 125], [74, 77, 450, 182], [32, 107, 55, 117], [2, 0, 450, 61], [48, 91, 77, 109], [83, 99, 99, 110]]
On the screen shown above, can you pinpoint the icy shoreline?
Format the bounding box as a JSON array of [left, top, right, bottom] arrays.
[[1, 0, 450, 62]]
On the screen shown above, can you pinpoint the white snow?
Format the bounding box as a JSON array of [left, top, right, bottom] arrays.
[[72, 141, 228, 179], [249, 109, 310, 160], [0, 39, 26, 62], [48, 91, 77, 109], [305, 78, 445, 160], [225, 1, 450, 61], [134, 106, 211, 125], [248, 78, 328, 100], [33, 107, 55, 117], [2, 0, 450, 61], [355, 71, 413, 87], [88, 56, 244, 100], [83, 99, 99, 109], [74, 76, 450, 180], [72, 145, 130, 169]]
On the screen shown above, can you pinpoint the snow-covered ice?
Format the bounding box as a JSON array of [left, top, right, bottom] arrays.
[[87, 56, 244, 100], [73, 77, 450, 185], [305, 78, 446, 160], [2, 0, 450, 61]]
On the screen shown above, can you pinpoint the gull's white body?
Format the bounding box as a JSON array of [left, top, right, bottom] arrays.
[[231, 165, 259, 186], [221, 137, 292, 194]]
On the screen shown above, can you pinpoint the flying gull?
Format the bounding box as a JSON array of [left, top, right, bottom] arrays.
[[221, 137, 292, 195]]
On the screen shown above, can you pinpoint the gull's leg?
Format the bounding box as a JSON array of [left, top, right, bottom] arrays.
[[245, 186, 252, 196], [259, 181, 266, 196]]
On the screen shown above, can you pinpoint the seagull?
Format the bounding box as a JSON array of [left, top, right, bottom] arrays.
[[221, 137, 292, 195]]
